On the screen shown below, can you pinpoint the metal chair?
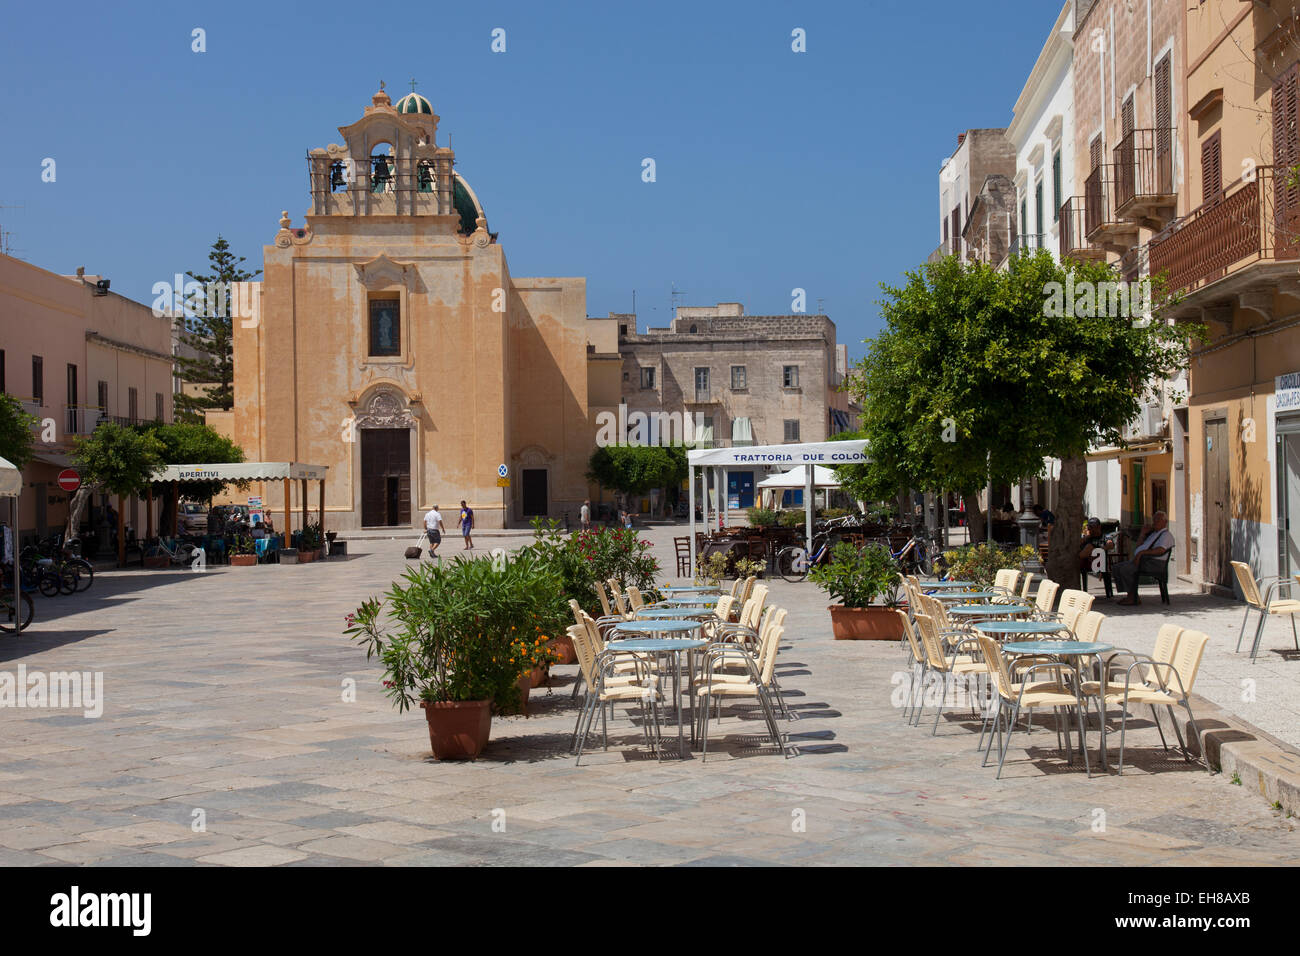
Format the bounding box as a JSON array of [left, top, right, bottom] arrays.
[[1230, 561, 1300, 661]]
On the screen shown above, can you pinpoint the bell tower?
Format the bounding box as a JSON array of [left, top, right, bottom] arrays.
[[306, 84, 455, 219]]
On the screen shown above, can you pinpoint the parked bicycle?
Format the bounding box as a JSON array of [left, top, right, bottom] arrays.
[[34, 533, 93, 592], [0, 563, 36, 633], [872, 528, 940, 577], [774, 514, 858, 582], [19, 546, 79, 597]]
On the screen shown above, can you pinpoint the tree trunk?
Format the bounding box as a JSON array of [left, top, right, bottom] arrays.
[[64, 486, 93, 543], [1046, 456, 1087, 586], [962, 492, 986, 545], [117, 494, 126, 568], [895, 488, 910, 525]]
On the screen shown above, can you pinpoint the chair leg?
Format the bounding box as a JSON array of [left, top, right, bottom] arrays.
[[932, 673, 950, 735], [1236, 606, 1253, 653], [1149, 704, 1170, 753], [982, 699, 1002, 767], [995, 703, 1021, 779], [1167, 704, 1189, 761], [1180, 700, 1207, 770], [1292, 613, 1298, 652], [1249, 612, 1268, 662]]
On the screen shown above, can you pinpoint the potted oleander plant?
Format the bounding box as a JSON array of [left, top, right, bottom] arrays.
[[346, 551, 568, 759], [809, 542, 905, 640], [230, 534, 257, 567], [298, 521, 324, 562]]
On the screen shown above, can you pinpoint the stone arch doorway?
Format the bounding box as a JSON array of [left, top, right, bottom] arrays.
[[355, 387, 417, 527]]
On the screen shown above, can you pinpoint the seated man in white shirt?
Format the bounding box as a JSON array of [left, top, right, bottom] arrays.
[[1114, 511, 1174, 606]]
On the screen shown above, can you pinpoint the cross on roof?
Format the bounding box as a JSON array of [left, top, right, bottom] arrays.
[[409, 77, 418, 93]]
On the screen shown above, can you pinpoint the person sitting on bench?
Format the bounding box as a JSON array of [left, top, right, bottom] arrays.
[[1114, 511, 1173, 606], [1078, 517, 1110, 595]]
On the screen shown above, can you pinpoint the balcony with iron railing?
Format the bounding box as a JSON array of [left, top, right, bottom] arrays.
[[1059, 197, 1106, 262], [1147, 165, 1300, 299], [63, 404, 103, 436], [1084, 164, 1139, 247], [1113, 128, 1176, 225], [1009, 233, 1047, 257]]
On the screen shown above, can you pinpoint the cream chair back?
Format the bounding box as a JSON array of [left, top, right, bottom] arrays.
[[1230, 561, 1263, 609], [1056, 589, 1095, 633], [1034, 579, 1060, 616]]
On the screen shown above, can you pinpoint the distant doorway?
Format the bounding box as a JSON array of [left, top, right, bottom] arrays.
[[361, 428, 411, 526], [522, 469, 547, 517]]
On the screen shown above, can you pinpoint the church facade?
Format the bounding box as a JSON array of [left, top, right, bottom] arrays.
[[232, 87, 595, 530]]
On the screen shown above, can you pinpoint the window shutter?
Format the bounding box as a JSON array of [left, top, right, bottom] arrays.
[[1201, 131, 1222, 204], [1121, 96, 1135, 139], [1155, 55, 1173, 194], [1273, 62, 1300, 249], [1090, 136, 1102, 173]]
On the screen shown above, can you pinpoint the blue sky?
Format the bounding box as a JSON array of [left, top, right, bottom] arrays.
[[0, 0, 1058, 359]]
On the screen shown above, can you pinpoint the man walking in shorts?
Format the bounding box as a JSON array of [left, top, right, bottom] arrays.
[[424, 504, 445, 558], [580, 499, 591, 532], [458, 500, 475, 550]]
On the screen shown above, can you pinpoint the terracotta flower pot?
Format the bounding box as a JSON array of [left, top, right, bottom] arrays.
[[420, 699, 492, 759], [828, 604, 905, 641], [297, 549, 315, 563], [547, 635, 577, 665], [230, 554, 257, 567], [528, 665, 548, 688]]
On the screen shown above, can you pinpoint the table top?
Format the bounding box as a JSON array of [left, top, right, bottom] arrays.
[[946, 603, 1032, 616], [613, 620, 703, 635], [976, 621, 1070, 635], [661, 586, 720, 594], [635, 608, 713, 619], [656, 599, 715, 607], [932, 590, 999, 601], [921, 580, 978, 589], [1002, 641, 1113, 656], [609, 637, 710, 653]]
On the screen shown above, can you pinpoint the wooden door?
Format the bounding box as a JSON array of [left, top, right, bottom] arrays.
[[522, 469, 547, 517], [1204, 417, 1231, 588], [361, 429, 411, 526]]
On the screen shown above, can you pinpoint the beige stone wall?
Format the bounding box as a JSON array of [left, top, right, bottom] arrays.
[[0, 253, 170, 540]]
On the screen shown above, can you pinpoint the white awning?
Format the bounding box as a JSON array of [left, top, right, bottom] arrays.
[[0, 456, 20, 498], [1085, 440, 1169, 462], [152, 462, 329, 482], [756, 465, 842, 489], [687, 439, 868, 467]]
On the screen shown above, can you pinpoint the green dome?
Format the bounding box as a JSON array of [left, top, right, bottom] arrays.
[[453, 173, 484, 235], [394, 93, 434, 115]]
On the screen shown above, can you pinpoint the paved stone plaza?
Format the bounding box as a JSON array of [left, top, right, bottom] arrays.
[[1, 525, 1299, 866]]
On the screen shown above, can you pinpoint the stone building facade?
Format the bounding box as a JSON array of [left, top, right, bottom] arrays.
[[615, 303, 857, 509], [231, 87, 596, 530]]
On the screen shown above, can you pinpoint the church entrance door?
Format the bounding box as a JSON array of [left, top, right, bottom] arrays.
[[361, 429, 411, 526], [522, 469, 548, 517]]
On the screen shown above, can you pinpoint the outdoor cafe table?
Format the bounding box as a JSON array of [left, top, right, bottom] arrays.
[[608, 625, 710, 757], [635, 607, 716, 620], [654, 598, 716, 608], [921, 580, 978, 590], [661, 586, 720, 595], [931, 590, 1000, 602], [974, 621, 1071, 638], [945, 603, 1032, 621], [1002, 640, 1115, 774]]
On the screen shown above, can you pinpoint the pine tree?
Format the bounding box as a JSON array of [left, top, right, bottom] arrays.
[[173, 236, 261, 422]]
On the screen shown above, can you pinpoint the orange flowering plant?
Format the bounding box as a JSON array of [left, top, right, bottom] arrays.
[[346, 551, 570, 711]]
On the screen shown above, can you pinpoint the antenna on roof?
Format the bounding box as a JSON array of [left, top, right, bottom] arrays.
[[671, 282, 687, 317], [0, 201, 25, 258]]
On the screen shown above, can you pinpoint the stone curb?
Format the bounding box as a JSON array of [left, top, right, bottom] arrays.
[[1185, 693, 1300, 817]]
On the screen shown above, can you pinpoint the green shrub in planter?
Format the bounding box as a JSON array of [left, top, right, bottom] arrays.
[[939, 542, 1037, 588], [809, 542, 900, 608], [345, 550, 569, 712], [746, 506, 777, 527]]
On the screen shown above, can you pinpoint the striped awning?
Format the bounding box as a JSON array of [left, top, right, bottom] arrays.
[[152, 462, 329, 482]]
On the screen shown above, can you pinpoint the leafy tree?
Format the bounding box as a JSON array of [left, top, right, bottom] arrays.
[[0, 393, 37, 469], [847, 250, 1198, 585], [173, 236, 261, 422], [71, 424, 167, 565], [586, 445, 686, 511]]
